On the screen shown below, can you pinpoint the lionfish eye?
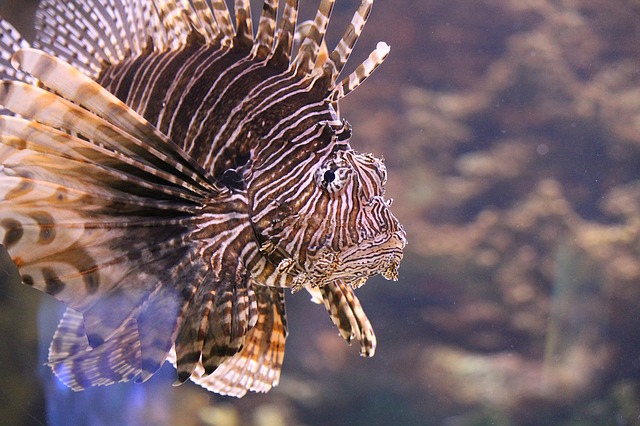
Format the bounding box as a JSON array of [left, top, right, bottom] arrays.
[[316, 160, 351, 193], [323, 170, 336, 184]]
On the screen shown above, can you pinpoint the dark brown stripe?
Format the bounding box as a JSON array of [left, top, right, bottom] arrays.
[[42, 267, 65, 295], [1, 218, 23, 249], [22, 274, 34, 286]]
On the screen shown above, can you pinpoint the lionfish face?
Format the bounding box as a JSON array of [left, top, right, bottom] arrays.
[[309, 150, 406, 286], [248, 115, 406, 291]]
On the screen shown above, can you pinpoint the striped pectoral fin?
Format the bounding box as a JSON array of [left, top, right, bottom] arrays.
[[79, 240, 193, 346], [133, 253, 207, 382], [48, 307, 89, 363], [200, 276, 257, 375], [184, 286, 287, 397], [0, 142, 198, 216], [319, 280, 376, 357], [47, 247, 209, 391], [173, 277, 217, 384], [0, 138, 203, 206], [0, 191, 130, 310], [5, 50, 220, 194], [0, 171, 197, 312], [10, 244, 130, 310], [48, 308, 142, 390]]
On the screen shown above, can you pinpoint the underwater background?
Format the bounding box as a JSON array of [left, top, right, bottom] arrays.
[[1, 0, 640, 424]]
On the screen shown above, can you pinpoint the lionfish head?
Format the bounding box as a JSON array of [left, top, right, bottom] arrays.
[[241, 0, 406, 294], [307, 147, 406, 288], [249, 109, 406, 292]]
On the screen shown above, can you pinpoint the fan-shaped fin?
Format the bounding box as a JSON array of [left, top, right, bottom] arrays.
[[78, 236, 193, 348], [49, 308, 89, 363], [134, 253, 206, 381], [0, 41, 231, 369], [171, 286, 287, 397], [48, 309, 142, 390], [0, 169, 197, 314], [0, 83, 208, 202], [0, 130, 203, 210], [11, 48, 220, 194], [319, 280, 376, 356], [0, 143, 198, 314]]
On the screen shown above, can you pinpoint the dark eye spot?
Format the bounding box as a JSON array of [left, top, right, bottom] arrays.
[[323, 170, 336, 184]]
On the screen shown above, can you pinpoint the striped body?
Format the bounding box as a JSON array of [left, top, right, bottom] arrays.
[[0, 0, 405, 396]]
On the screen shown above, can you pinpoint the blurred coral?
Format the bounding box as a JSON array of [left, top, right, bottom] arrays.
[[341, 0, 640, 423]]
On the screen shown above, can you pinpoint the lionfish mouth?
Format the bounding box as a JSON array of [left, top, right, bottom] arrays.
[[336, 230, 406, 288]]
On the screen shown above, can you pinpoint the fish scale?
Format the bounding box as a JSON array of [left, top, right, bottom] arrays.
[[0, 0, 406, 397]]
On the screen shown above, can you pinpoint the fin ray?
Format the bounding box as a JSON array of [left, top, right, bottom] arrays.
[[320, 281, 376, 356], [175, 286, 287, 397]]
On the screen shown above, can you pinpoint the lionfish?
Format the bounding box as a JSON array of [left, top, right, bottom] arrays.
[[0, 0, 406, 396]]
